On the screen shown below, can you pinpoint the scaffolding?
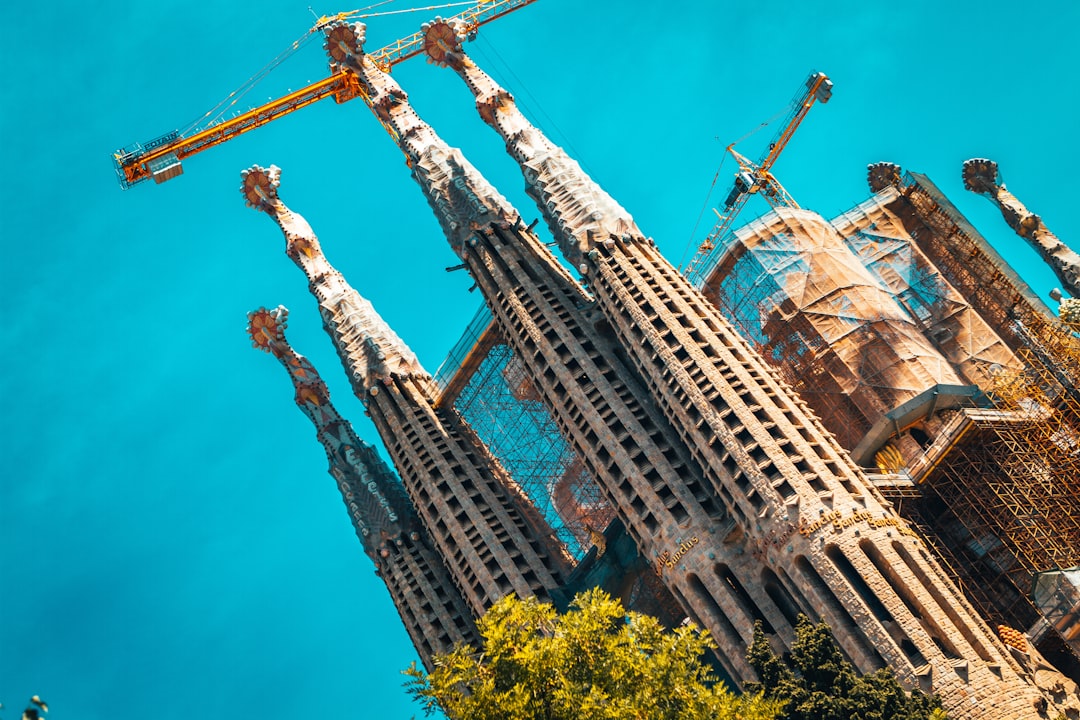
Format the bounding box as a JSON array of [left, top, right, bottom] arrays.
[[881, 169, 1080, 576], [895, 172, 1053, 356], [699, 207, 965, 453], [980, 363, 1080, 569], [427, 168, 1080, 664], [450, 341, 614, 559], [854, 172, 1080, 668], [907, 395, 1080, 669], [898, 490, 1045, 641]]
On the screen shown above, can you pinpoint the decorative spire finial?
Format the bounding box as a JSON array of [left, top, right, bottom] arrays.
[[247, 305, 288, 354], [241, 165, 425, 387], [961, 157, 1000, 197], [421, 17, 468, 68], [241, 163, 282, 213], [324, 21, 367, 65], [867, 162, 904, 194], [963, 157, 1080, 299]]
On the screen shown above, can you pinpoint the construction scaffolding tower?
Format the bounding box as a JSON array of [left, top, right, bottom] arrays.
[[447, 339, 614, 559]]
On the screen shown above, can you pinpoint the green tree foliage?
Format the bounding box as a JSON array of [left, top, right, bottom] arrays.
[[746, 617, 947, 720], [404, 588, 780, 720]]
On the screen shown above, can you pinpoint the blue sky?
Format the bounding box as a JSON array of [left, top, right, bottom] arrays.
[[1, 1, 1078, 718]]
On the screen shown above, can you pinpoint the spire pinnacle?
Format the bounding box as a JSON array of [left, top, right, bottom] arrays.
[[963, 157, 1080, 300], [320, 21, 520, 255], [420, 17, 468, 68], [247, 304, 288, 355], [241, 164, 424, 387], [866, 161, 904, 194], [423, 31, 642, 267], [245, 305, 411, 558]]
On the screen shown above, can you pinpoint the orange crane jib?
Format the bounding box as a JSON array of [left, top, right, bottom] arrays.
[[112, 0, 536, 190], [683, 71, 832, 283]]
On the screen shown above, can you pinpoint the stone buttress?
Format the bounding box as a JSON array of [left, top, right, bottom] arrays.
[[431, 24, 1057, 720], [242, 165, 572, 617], [246, 304, 479, 668]]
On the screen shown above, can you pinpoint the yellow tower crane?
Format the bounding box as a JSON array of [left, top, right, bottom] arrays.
[[112, 0, 536, 189], [682, 71, 832, 282]]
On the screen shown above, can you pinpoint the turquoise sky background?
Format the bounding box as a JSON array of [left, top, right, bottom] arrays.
[[2, 1, 1078, 718]]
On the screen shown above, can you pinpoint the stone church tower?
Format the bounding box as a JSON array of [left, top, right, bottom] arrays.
[[236, 17, 1080, 720], [246, 304, 478, 668], [242, 164, 573, 620]]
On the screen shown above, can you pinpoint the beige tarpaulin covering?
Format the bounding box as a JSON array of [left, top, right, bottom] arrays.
[[704, 206, 1004, 451], [1034, 567, 1080, 655], [836, 191, 1022, 384]]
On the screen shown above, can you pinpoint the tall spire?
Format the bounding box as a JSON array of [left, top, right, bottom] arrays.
[[244, 304, 479, 666], [420, 18, 641, 268], [241, 164, 424, 392], [324, 24, 788, 683], [246, 304, 409, 556], [322, 22, 523, 258], [242, 163, 572, 616], [963, 158, 1080, 300], [424, 37, 1059, 717], [322, 20, 587, 296]]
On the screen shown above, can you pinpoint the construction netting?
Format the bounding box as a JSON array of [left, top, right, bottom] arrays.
[[899, 172, 1053, 354], [877, 173, 1080, 662], [449, 340, 614, 560], [1033, 568, 1080, 654], [700, 206, 966, 452], [835, 190, 1022, 386]]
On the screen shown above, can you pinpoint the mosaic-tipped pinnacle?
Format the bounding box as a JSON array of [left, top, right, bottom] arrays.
[[867, 162, 903, 193], [422, 17, 467, 67], [240, 164, 282, 212], [324, 21, 366, 64], [962, 157, 1000, 195], [247, 305, 289, 352], [1059, 297, 1080, 326]]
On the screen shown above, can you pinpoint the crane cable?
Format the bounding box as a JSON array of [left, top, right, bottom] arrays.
[[180, 22, 326, 136], [472, 33, 597, 178], [678, 97, 797, 270], [679, 153, 727, 271], [326, 1, 477, 21], [181, 0, 481, 137]]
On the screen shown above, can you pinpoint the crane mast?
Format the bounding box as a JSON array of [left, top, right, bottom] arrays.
[[112, 0, 536, 189], [682, 71, 832, 283]]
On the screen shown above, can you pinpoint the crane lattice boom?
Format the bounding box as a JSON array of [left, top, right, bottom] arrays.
[[683, 71, 832, 283], [113, 0, 535, 189]]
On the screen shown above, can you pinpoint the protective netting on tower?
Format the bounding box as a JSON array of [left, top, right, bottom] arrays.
[[700, 207, 965, 452], [898, 172, 1052, 355], [889, 172, 1080, 574], [836, 192, 1021, 387], [450, 341, 614, 560], [911, 375, 1080, 664], [1033, 568, 1080, 654]]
